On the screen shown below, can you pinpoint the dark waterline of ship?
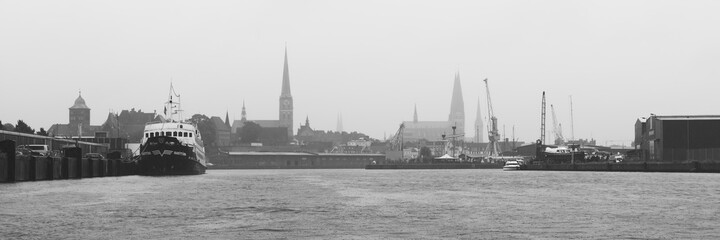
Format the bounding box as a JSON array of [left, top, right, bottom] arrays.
[[1, 170, 718, 239]]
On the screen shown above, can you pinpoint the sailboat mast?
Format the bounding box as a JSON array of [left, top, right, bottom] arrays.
[[570, 95, 575, 142]]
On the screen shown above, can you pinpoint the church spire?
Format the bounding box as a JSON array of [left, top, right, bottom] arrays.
[[279, 46, 294, 139], [475, 97, 484, 143], [281, 46, 291, 98], [336, 112, 343, 132], [225, 110, 230, 127], [241, 100, 247, 122], [448, 71, 465, 136], [413, 104, 418, 123]]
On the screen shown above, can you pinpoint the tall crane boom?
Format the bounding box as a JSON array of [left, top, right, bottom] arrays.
[[540, 92, 546, 145], [390, 123, 405, 151], [483, 78, 500, 157], [485, 79, 495, 119]]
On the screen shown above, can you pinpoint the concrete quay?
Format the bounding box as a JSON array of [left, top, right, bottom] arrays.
[[366, 162, 504, 170], [523, 162, 720, 173], [0, 140, 136, 183]]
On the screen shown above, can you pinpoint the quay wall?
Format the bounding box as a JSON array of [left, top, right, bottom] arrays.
[[524, 162, 720, 173], [366, 163, 504, 169], [0, 140, 136, 183], [210, 152, 385, 169]]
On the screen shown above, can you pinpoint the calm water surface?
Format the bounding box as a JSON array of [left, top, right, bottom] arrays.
[[1, 169, 719, 239]]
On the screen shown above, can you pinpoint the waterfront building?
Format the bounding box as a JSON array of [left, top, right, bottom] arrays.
[[48, 93, 104, 138], [635, 114, 720, 162], [48, 93, 163, 142], [101, 108, 162, 142], [296, 117, 371, 152], [211, 116, 231, 147]]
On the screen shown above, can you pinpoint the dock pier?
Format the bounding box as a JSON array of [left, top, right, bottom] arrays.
[[523, 162, 720, 173], [0, 140, 136, 183]]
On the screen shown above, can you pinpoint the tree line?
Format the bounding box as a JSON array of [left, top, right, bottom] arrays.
[[0, 120, 49, 136]]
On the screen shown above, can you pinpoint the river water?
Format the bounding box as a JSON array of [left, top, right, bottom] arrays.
[[1, 169, 718, 239]]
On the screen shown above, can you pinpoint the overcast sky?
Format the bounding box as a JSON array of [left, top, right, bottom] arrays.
[[1, 0, 719, 146]]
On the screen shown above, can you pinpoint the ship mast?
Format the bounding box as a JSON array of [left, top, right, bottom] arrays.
[[165, 82, 183, 122], [569, 95, 575, 142]]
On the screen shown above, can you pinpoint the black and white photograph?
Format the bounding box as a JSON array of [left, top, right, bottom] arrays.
[[1, 0, 719, 239]]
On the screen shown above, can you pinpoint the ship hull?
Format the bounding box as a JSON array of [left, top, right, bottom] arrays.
[[137, 136, 206, 175], [137, 155, 206, 175]]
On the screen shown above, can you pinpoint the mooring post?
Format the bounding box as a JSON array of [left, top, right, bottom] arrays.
[[61, 156, 69, 179], [0, 140, 16, 183], [64, 147, 82, 179], [87, 156, 93, 178], [47, 156, 54, 180], [29, 156, 37, 181]]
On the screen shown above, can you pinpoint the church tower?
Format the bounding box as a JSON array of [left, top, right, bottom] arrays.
[[241, 100, 247, 122], [336, 112, 343, 132], [448, 72, 465, 136], [69, 92, 90, 135], [413, 104, 418, 123], [225, 110, 231, 128], [475, 97, 484, 143], [279, 47, 294, 139]]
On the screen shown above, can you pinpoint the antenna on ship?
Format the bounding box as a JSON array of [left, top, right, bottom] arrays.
[[166, 81, 183, 122]]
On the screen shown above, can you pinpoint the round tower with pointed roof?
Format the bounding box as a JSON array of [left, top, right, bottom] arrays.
[[69, 92, 91, 129]]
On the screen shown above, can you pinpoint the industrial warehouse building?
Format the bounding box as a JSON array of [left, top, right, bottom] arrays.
[[635, 115, 720, 162]]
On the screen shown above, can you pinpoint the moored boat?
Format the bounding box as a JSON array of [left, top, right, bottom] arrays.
[[503, 160, 521, 171], [137, 85, 207, 175]]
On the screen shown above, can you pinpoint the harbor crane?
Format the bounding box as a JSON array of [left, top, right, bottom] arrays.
[[387, 123, 405, 160], [540, 91, 546, 145], [551, 104, 565, 145], [483, 79, 501, 157]]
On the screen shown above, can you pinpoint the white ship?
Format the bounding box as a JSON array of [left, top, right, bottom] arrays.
[[137, 85, 207, 175]]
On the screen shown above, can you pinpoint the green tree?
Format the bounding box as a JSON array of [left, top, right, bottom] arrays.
[[37, 127, 49, 136], [238, 121, 261, 143], [2, 123, 14, 131], [15, 120, 34, 134], [0, 120, 3, 130], [419, 146, 433, 163], [189, 114, 216, 147]]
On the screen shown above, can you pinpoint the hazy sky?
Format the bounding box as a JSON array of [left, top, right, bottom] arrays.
[[2, 0, 719, 146]]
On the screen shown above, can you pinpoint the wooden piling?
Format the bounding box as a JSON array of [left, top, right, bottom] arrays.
[[64, 147, 82, 179], [0, 140, 16, 183]]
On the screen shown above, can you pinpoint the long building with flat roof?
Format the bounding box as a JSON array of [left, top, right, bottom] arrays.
[[635, 114, 720, 162]]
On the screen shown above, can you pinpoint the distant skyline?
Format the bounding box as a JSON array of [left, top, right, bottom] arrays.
[[2, 0, 719, 146]]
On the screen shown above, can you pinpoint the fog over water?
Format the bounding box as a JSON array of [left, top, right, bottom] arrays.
[[1, 1, 719, 144]]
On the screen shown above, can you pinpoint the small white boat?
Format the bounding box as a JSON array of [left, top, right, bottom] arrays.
[[503, 160, 521, 171]]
